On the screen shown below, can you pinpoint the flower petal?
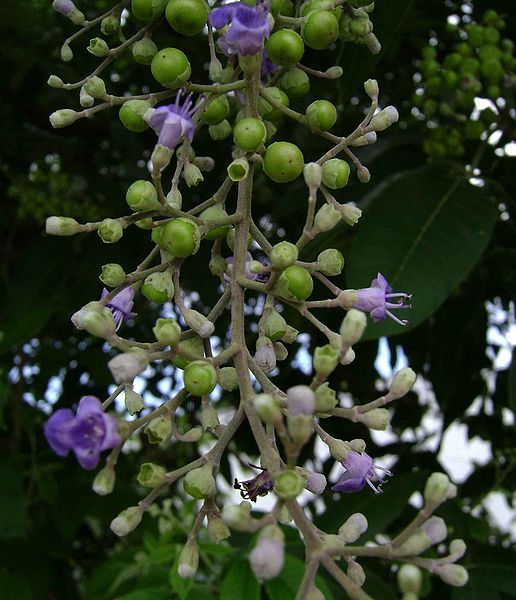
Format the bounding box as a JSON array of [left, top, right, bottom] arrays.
[[44, 409, 75, 456]]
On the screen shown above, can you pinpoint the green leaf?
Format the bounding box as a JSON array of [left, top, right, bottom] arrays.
[[345, 167, 498, 339], [265, 555, 334, 600], [0, 568, 31, 600], [117, 587, 169, 600], [220, 559, 260, 600], [0, 457, 27, 539]]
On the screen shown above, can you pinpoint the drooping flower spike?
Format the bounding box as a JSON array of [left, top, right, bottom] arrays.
[[149, 89, 203, 150], [353, 273, 412, 326], [44, 396, 121, 470], [101, 287, 136, 330], [209, 1, 271, 56], [332, 451, 392, 494]]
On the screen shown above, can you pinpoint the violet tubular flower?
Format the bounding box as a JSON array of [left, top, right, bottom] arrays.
[[44, 396, 121, 470], [353, 273, 412, 326], [102, 287, 136, 330], [332, 451, 392, 494], [149, 90, 201, 150], [209, 2, 271, 56]]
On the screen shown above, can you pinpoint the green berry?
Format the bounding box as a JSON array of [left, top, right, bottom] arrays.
[[126, 180, 159, 212], [480, 59, 504, 83], [201, 96, 229, 125], [172, 336, 204, 369], [165, 0, 208, 35], [302, 10, 339, 50], [132, 37, 158, 64], [151, 48, 191, 89], [201, 205, 230, 240], [483, 26, 500, 45], [263, 142, 304, 183], [153, 317, 181, 345], [184, 360, 217, 396], [322, 159, 350, 189], [270, 241, 299, 269], [156, 218, 201, 256], [132, 0, 167, 20], [233, 117, 267, 151], [279, 68, 310, 97], [119, 99, 151, 133], [259, 87, 290, 121], [277, 266, 313, 301], [306, 99, 337, 131], [141, 271, 175, 303], [266, 30, 305, 67]]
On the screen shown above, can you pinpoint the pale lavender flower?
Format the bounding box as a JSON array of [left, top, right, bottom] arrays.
[[149, 90, 200, 150], [332, 451, 392, 494], [353, 273, 411, 326], [52, 0, 76, 16], [209, 2, 271, 56], [101, 287, 136, 330], [44, 396, 121, 470]]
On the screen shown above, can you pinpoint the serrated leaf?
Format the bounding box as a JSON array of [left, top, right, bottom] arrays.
[[345, 167, 498, 339]]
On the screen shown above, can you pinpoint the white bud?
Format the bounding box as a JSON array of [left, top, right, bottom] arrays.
[[49, 109, 78, 128], [249, 538, 284, 581], [93, 466, 115, 496], [389, 367, 416, 398], [182, 309, 214, 339], [255, 337, 276, 373], [340, 309, 367, 346], [303, 162, 323, 189], [287, 385, 315, 416], [108, 350, 148, 384], [369, 106, 399, 131], [449, 539, 467, 560], [360, 408, 390, 430], [46, 216, 81, 236], [178, 541, 199, 579], [357, 165, 371, 183], [341, 347, 356, 365], [424, 472, 453, 507], [305, 472, 327, 495], [435, 564, 469, 587], [397, 564, 422, 594], [338, 513, 368, 543], [364, 78, 379, 99], [347, 560, 366, 587], [253, 393, 282, 425], [110, 506, 143, 537]]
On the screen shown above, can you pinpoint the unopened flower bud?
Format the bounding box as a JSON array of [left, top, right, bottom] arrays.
[[255, 336, 276, 373], [327, 436, 350, 461], [49, 109, 78, 128], [364, 78, 379, 99], [340, 309, 367, 346], [322, 159, 350, 189], [126, 179, 159, 212], [360, 408, 390, 430], [338, 203, 362, 226], [317, 248, 344, 276], [423, 472, 454, 507], [153, 318, 181, 346], [338, 513, 368, 543], [182, 309, 214, 339], [263, 309, 287, 341], [287, 385, 315, 416], [184, 162, 204, 187], [303, 162, 323, 189], [209, 57, 224, 81], [449, 539, 467, 560], [357, 165, 371, 182], [151, 143, 174, 172], [132, 37, 158, 65], [313, 344, 339, 377], [137, 462, 167, 487], [145, 416, 172, 444], [270, 241, 299, 269], [142, 271, 175, 304], [202, 403, 219, 430], [306, 587, 325, 600], [207, 513, 231, 543], [369, 106, 399, 131], [250, 526, 285, 580], [253, 393, 282, 425], [315, 383, 338, 412], [46, 216, 81, 236], [88, 37, 110, 57], [313, 203, 341, 233], [351, 132, 377, 147], [209, 255, 227, 277], [84, 76, 107, 99], [93, 466, 116, 496], [221, 501, 252, 530], [52, 0, 85, 24], [397, 564, 423, 594], [110, 506, 143, 537], [396, 516, 447, 556], [341, 347, 356, 365], [273, 470, 306, 500], [108, 350, 148, 384], [306, 472, 327, 494], [389, 368, 417, 399], [60, 43, 73, 62], [364, 32, 381, 54], [183, 464, 216, 499], [435, 564, 469, 587], [101, 14, 120, 35], [217, 367, 238, 391], [98, 218, 123, 243], [47, 75, 64, 88], [124, 387, 145, 415], [100, 263, 126, 287], [71, 301, 116, 339], [178, 541, 199, 579], [348, 560, 366, 587], [181, 426, 202, 442], [227, 157, 249, 181], [349, 438, 366, 453]]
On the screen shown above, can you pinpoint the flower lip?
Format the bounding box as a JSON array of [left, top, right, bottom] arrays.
[[149, 89, 202, 150], [354, 272, 412, 326], [332, 451, 392, 494]]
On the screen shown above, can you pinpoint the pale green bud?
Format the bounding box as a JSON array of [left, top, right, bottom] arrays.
[[209, 255, 227, 276], [178, 541, 199, 579], [46, 216, 81, 236], [270, 241, 299, 269], [110, 506, 143, 537], [145, 416, 172, 444], [395, 517, 447, 556], [389, 367, 417, 399], [181, 426, 203, 442], [60, 43, 73, 62], [303, 162, 322, 189], [221, 501, 252, 530], [100, 263, 125, 287], [183, 464, 216, 499], [182, 309, 214, 338], [47, 75, 64, 88], [108, 349, 149, 384], [350, 132, 377, 147], [317, 248, 344, 276], [305, 472, 327, 494], [166, 188, 182, 210], [449, 539, 467, 560], [84, 76, 107, 99], [364, 78, 379, 99], [435, 564, 469, 587], [209, 119, 232, 140], [364, 32, 381, 54], [315, 383, 338, 412], [151, 143, 174, 172], [98, 218, 123, 243], [218, 366, 239, 391], [340, 309, 367, 346], [361, 408, 390, 430], [397, 564, 423, 594], [306, 587, 325, 600], [341, 347, 356, 365], [281, 325, 299, 344], [263, 309, 287, 341], [349, 438, 366, 453], [88, 37, 110, 57], [328, 437, 350, 461], [101, 14, 120, 35], [347, 560, 366, 587], [126, 180, 159, 212], [424, 472, 455, 507], [338, 513, 368, 543], [184, 163, 204, 187], [202, 404, 219, 430], [132, 37, 158, 65], [313, 344, 339, 377], [369, 106, 399, 131], [313, 203, 341, 233], [142, 271, 175, 303], [209, 57, 224, 81], [227, 157, 249, 181], [322, 159, 350, 189], [273, 469, 306, 500], [153, 318, 181, 346], [71, 301, 116, 339], [49, 109, 78, 128], [137, 462, 167, 487], [207, 513, 231, 543], [124, 387, 145, 415], [253, 393, 282, 425], [193, 156, 215, 172], [278, 505, 292, 525], [79, 88, 94, 108], [325, 66, 343, 79], [93, 466, 116, 496]]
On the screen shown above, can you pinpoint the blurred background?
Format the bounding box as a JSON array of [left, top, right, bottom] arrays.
[[0, 0, 514, 598]]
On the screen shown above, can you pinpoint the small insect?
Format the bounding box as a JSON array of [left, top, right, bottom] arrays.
[[234, 463, 274, 502]]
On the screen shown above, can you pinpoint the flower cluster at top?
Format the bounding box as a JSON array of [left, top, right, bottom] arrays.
[[43, 0, 469, 597]]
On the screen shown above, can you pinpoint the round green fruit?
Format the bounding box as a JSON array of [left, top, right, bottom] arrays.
[[184, 360, 217, 396], [278, 266, 313, 301], [165, 0, 208, 36], [126, 180, 159, 212], [266, 30, 305, 67], [233, 117, 267, 151], [302, 10, 339, 50], [157, 218, 201, 256], [201, 96, 229, 125], [305, 99, 337, 131], [263, 142, 304, 183], [132, 0, 167, 21], [151, 48, 191, 88]]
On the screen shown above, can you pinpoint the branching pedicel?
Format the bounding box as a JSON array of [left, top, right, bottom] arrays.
[[45, 0, 468, 597]]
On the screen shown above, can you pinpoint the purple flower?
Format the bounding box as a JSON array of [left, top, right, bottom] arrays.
[[101, 287, 136, 330], [44, 396, 121, 470], [209, 2, 271, 56], [261, 48, 278, 77], [149, 90, 200, 150], [353, 273, 411, 326], [332, 451, 392, 494]]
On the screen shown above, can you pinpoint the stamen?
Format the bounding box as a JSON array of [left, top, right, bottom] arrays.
[[386, 310, 409, 326], [365, 477, 382, 494]]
